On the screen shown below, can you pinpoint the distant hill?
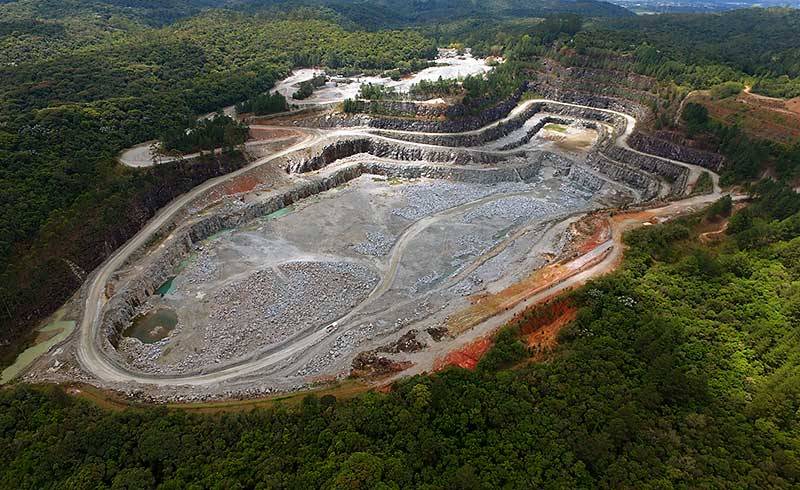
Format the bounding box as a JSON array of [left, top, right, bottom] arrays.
[[0, 0, 633, 31], [233, 0, 635, 27]]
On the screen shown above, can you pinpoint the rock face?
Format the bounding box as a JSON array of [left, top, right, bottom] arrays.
[[529, 57, 726, 178], [314, 86, 528, 133], [344, 99, 450, 119], [285, 137, 516, 173], [628, 132, 725, 172], [368, 101, 547, 147], [586, 153, 662, 200], [98, 153, 562, 364], [603, 145, 689, 196]]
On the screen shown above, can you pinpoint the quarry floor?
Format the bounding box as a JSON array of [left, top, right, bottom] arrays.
[[19, 93, 728, 402], [119, 170, 617, 379]]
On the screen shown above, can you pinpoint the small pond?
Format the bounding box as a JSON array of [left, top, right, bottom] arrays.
[[123, 308, 178, 344]]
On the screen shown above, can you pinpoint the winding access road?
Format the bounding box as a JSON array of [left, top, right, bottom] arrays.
[[73, 99, 725, 389]]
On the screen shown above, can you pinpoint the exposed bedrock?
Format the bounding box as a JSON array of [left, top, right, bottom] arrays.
[[540, 63, 656, 93], [530, 83, 652, 122], [527, 80, 724, 178], [603, 145, 689, 195], [628, 132, 725, 172], [361, 159, 543, 184], [284, 137, 518, 174], [567, 165, 605, 194], [497, 117, 579, 151], [585, 153, 662, 200], [368, 102, 546, 147], [341, 99, 450, 119], [313, 86, 528, 133], [99, 155, 569, 363], [368, 101, 620, 149]]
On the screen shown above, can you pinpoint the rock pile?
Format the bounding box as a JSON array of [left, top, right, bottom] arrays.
[[352, 231, 395, 256], [121, 261, 378, 375], [392, 180, 531, 221]]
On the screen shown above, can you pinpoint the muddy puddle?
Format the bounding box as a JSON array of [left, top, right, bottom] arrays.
[[124, 308, 178, 344]]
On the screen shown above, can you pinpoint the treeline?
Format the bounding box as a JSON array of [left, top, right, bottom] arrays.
[[161, 114, 249, 154], [1, 188, 799, 488], [409, 77, 463, 98], [235, 92, 287, 115], [591, 8, 800, 97]]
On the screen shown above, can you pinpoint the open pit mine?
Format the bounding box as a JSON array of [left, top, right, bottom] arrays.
[[20, 70, 726, 402]]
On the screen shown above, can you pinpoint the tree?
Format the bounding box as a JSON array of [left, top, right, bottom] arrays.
[[333, 452, 384, 489]]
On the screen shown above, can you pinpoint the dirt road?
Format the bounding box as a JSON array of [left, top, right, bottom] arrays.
[[72, 99, 727, 390]]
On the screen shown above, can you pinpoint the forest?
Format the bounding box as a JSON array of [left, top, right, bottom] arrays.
[[1, 187, 798, 488], [161, 114, 249, 154]]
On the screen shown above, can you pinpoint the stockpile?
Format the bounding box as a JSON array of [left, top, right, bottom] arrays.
[[122, 261, 378, 375]]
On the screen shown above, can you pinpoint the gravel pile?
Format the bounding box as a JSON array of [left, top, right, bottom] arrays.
[[455, 233, 495, 258], [181, 247, 219, 285], [295, 323, 376, 377], [414, 270, 441, 293], [450, 274, 484, 297], [297, 299, 434, 377], [122, 261, 378, 375], [352, 231, 395, 256], [462, 196, 559, 223], [392, 180, 531, 221]]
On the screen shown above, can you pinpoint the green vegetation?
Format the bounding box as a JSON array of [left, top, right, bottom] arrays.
[[599, 8, 800, 95], [706, 195, 732, 221], [236, 92, 287, 115], [409, 77, 463, 98], [693, 171, 713, 195], [293, 74, 328, 100], [235, 0, 631, 30], [161, 114, 249, 153], [682, 102, 800, 182], [710, 81, 744, 100], [752, 75, 800, 99], [543, 122, 568, 133], [2, 188, 799, 488], [357, 82, 397, 100]]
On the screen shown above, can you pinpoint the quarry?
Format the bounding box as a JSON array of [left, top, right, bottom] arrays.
[[17, 57, 727, 402]]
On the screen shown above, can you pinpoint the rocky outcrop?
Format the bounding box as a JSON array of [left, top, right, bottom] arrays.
[[361, 159, 542, 184], [628, 132, 725, 172], [568, 166, 605, 194], [285, 137, 517, 173], [497, 116, 576, 151], [344, 99, 449, 119], [314, 86, 528, 133], [368, 100, 619, 150], [368, 102, 547, 147], [585, 153, 662, 200], [603, 145, 689, 195]]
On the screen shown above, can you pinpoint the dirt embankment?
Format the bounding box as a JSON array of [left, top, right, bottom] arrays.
[[433, 337, 493, 371], [516, 297, 577, 360], [694, 90, 800, 144], [445, 214, 611, 336]]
